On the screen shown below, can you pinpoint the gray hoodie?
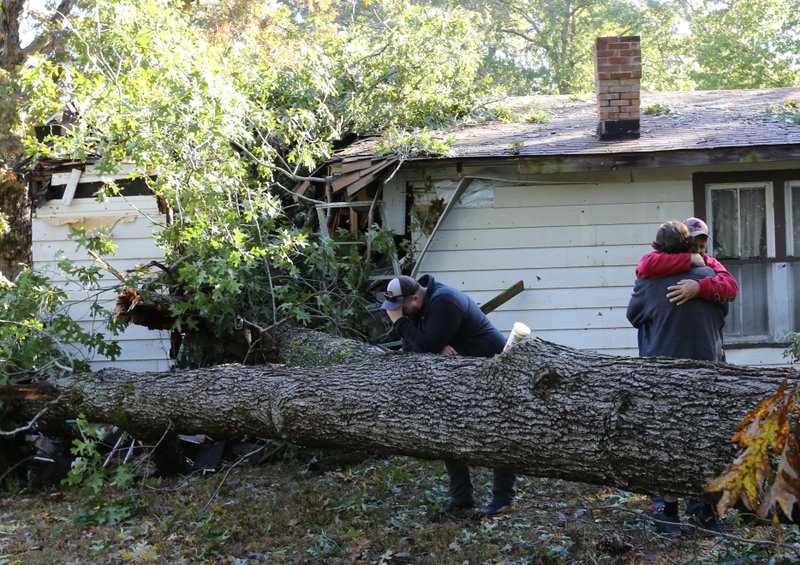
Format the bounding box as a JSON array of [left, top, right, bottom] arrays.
[[626, 267, 727, 362]]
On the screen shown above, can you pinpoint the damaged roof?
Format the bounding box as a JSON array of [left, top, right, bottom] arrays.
[[333, 88, 800, 162]]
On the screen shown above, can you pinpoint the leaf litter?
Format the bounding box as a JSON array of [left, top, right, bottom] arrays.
[[1, 449, 798, 564]]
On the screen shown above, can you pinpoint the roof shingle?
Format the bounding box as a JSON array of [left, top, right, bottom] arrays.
[[334, 88, 800, 161]]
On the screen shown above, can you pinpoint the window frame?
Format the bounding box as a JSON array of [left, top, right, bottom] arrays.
[[693, 170, 800, 347], [704, 180, 775, 259], [786, 181, 800, 331], [786, 181, 800, 256]]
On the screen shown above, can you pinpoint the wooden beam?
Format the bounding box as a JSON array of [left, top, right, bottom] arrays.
[[349, 207, 359, 238], [390, 147, 800, 176], [512, 147, 800, 175], [51, 163, 148, 186], [341, 158, 374, 174], [315, 201, 375, 209], [61, 168, 82, 206], [480, 280, 525, 315]]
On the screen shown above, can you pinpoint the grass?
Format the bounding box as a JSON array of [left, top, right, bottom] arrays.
[[1, 448, 798, 564]]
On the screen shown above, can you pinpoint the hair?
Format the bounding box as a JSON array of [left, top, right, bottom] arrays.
[[652, 220, 693, 253]]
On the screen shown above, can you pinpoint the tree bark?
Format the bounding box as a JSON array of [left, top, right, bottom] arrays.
[[0, 177, 30, 279], [5, 335, 796, 498], [1, 0, 76, 72], [1, 0, 75, 277]]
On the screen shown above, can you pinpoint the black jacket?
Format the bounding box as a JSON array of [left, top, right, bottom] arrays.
[[391, 275, 505, 358]]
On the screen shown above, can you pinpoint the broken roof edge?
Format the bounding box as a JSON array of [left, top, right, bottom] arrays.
[[331, 144, 800, 175]]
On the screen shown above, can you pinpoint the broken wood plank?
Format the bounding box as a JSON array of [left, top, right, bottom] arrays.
[[480, 280, 525, 315], [331, 171, 364, 193], [341, 158, 374, 174], [294, 180, 311, 198], [61, 169, 82, 206], [345, 159, 397, 196]]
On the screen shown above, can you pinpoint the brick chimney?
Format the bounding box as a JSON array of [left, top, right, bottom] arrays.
[[594, 36, 641, 140]]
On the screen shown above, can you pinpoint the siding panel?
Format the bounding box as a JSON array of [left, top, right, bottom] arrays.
[[419, 245, 646, 271], [33, 218, 160, 242], [470, 286, 634, 310], [428, 266, 639, 290], [32, 240, 163, 261], [429, 223, 658, 250], [488, 308, 629, 331], [493, 181, 691, 208], [442, 201, 690, 229]]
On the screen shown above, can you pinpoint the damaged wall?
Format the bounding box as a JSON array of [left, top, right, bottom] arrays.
[[32, 190, 172, 372]]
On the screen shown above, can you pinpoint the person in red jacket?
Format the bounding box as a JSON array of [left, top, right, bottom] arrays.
[[636, 217, 738, 305]]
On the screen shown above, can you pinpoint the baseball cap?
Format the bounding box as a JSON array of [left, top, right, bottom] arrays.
[[380, 276, 420, 310], [684, 217, 710, 238]]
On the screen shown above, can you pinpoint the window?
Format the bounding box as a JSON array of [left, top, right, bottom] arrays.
[[695, 171, 800, 345], [707, 182, 772, 339]]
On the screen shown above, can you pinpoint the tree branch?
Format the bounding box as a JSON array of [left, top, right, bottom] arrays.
[[229, 140, 330, 205], [0, 404, 54, 437], [1, 0, 26, 70], [19, 0, 76, 59]]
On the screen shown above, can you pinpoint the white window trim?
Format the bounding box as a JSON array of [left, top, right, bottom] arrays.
[[705, 181, 783, 342], [786, 181, 800, 337]]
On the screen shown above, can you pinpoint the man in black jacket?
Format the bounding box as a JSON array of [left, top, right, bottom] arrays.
[[381, 274, 516, 516]]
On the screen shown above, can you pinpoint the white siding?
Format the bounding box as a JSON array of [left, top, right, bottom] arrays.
[[407, 174, 794, 367], [32, 195, 172, 372]]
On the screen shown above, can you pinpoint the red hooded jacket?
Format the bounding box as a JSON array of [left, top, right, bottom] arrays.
[[635, 251, 739, 303]]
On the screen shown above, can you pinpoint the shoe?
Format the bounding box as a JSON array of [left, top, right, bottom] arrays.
[[686, 504, 722, 531], [651, 510, 681, 534], [473, 499, 511, 517], [441, 498, 474, 514]]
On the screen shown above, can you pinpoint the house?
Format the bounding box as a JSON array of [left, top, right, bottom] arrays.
[[29, 159, 172, 372], [321, 36, 800, 366]]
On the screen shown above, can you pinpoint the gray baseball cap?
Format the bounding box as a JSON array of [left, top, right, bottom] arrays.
[[684, 217, 710, 238], [380, 276, 420, 310]]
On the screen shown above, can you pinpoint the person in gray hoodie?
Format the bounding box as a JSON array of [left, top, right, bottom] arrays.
[[627, 220, 727, 533]]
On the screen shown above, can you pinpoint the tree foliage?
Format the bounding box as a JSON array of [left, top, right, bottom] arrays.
[[0, 0, 796, 370], [2, 0, 504, 374], [688, 0, 800, 90], [0, 258, 122, 390], [706, 377, 800, 521]]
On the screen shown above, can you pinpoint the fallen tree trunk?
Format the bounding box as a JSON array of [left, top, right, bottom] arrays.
[[4, 337, 797, 498]]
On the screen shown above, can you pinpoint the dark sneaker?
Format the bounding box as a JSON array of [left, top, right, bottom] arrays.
[[441, 498, 474, 514], [686, 504, 722, 531], [651, 510, 681, 534], [473, 499, 512, 517]]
